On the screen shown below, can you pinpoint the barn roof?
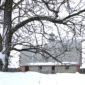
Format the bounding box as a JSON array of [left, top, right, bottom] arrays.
[[19, 39, 82, 66]]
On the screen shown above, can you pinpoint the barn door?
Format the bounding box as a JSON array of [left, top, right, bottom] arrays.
[[25, 66, 29, 71], [52, 66, 55, 73]]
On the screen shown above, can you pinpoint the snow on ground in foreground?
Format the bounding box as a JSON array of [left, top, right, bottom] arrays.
[[0, 72, 85, 85]]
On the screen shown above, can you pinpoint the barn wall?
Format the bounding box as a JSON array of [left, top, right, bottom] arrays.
[[29, 66, 39, 72], [20, 65, 79, 73], [20, 66, 25, 72], [42, 66, 51, 73], [55, 65, 78, 73], [28, 66, 51, 73]]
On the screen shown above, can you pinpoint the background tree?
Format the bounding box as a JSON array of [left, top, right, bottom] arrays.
[[0, 0, 85, 71]]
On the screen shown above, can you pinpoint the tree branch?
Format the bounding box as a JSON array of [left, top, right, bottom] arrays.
[[13, 47, 61, 63], [12, 0, 24, 9], [12, 16, 65, 33], [63, 9, 85, 20]]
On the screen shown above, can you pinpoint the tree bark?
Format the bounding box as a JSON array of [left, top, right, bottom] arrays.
[[0, 34, 2, 51], [3, 0, 13, 71]]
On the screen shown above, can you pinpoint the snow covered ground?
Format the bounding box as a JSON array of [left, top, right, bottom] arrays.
[[0, 71, 85, 85]]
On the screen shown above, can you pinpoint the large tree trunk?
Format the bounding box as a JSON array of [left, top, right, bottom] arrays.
[[0, 34, 3, 71], [3, 0, 13, 71], [0, 34, 2, 51]]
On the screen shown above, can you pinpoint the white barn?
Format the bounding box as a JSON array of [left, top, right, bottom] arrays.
[[19, 33, 82, 73]]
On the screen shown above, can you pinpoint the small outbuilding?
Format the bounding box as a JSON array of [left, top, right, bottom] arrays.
[[19, 34, 82, 73]]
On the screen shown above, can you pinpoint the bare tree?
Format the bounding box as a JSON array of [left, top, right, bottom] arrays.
[[0, 0, 85, 71]]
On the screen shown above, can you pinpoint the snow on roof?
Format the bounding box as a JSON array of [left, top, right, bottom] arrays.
[[20, 62, 79, 66]]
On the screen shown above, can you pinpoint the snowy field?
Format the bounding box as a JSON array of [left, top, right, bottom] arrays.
[[0, 71, 85, 85]]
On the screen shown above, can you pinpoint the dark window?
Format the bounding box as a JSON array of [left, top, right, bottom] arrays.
[[39, 66, 42, 70], [39, 66, 42, 73], [52, 66, 55, 73], [65, 65, 69, 69], [25, 66, 29, 71], [80, 69, 85, 73]]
